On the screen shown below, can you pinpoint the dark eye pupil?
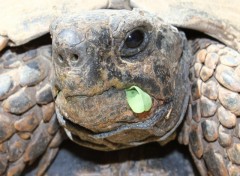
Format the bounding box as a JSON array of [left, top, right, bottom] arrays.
[[125, 30, 144, 48]]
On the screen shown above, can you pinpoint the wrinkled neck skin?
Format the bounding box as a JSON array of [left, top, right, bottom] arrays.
[[51, 9, 191, 151]]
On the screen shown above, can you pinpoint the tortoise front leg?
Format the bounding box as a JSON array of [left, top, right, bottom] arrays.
[[0, 45, 65, 176], [179, 39, 240, 175]]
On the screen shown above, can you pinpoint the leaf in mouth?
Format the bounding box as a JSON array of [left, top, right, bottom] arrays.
[[125, 86, 152, 113]]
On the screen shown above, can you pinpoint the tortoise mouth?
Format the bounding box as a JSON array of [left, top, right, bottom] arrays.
[[55, 88, 174, 150], [56, 87, 170, 131], [56, 102, 172, 151]]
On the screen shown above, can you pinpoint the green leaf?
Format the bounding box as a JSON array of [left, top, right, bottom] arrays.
[[125, 86, 152, 113]]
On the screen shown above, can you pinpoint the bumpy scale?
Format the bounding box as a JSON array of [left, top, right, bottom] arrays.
[[179, 40, 240, 176], [0, 46, 64, 176]]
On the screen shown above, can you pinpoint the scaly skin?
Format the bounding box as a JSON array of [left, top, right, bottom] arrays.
[[0, 46, 65, 176], [179, 39, 240, 176]]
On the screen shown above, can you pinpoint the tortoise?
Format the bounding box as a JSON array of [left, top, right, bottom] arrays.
[[0, 0, 240, 175]]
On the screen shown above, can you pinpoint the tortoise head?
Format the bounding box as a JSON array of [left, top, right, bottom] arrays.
[[50, 9, 191, 151]]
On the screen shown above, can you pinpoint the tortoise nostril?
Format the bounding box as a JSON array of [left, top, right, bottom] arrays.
[[58, 54, 64, 63], [70, 54, 79, 63]]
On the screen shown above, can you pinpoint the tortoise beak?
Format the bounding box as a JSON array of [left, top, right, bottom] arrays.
[[55, 92, 173, 151]]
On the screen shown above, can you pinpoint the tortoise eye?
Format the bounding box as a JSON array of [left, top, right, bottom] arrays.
[[120, 28, 149, 58], [125, 30, 144, 48]]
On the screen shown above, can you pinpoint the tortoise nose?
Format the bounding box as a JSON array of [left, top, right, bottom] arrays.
[[57, 29, 82, 47], [54, 29, 87, 66]]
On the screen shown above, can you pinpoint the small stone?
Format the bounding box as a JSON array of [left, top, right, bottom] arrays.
[[42, 102, 55, 122], [191, 100, 201, 122], [215, 64, 240, 92], [200, 66, 213, 81], [201, 119, 218, 142], [189, 122, 203, 158], [19, 57, 47, 87], [14, 106, 41, 132], [217, 106, 236, 128], [194, 63, 202, 77], [200, 96, 217, 117], [203, 147, 228, 176], [8, 134, 28, 162], [204, 52, 219, 69], [0, 114, 15, 143], [201, 79, 218, 100], [36, 84, 53, 104], [0, 154, 8, 175], [191, 79, 201, 100], [0, 75, 13, 100], [218, 87, 240, 115], [2, 87, 36, 114], [220, 54, 240, 67], [6, 157, 26, 176], [227, 144, 240, 164], [218, 125, 232, 147], [196, 49, 207, 63]]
